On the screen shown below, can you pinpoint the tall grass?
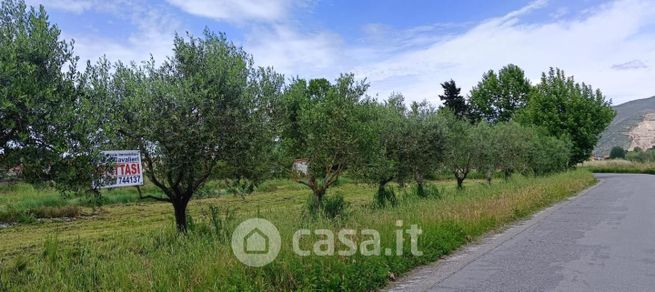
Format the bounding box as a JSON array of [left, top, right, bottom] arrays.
[[0, 178, 266, 223], [579, 159, 655, 174], [0, 170, 595, 291]]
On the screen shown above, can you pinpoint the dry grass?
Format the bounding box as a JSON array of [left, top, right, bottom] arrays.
[[579, 159, 655, 174]]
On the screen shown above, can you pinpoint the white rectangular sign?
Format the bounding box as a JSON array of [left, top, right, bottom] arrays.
[[97, 150, 144, 188]]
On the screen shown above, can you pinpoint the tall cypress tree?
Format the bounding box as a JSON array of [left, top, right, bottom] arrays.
[[438, 79, 468, 118]]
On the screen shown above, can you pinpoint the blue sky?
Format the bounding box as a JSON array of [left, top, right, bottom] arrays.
[[26, 0, 655, 104]]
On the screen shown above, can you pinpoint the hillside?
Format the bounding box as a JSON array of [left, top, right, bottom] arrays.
[[594, 96, 655, 157]]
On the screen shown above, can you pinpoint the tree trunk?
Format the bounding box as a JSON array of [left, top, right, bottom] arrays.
[[415, 173, 425, 197], [504, 169, 513, 180], [376, 181, 387, 206], [378, 181, 387, 194], [485, 170, 492, 185], [416, 182, 425, 197], [173, 199, 189, 232], [455, 169, 469, 190], [313, 187, 326, 202], [456, 177, 464, 189], [376, 177, 396, 206]]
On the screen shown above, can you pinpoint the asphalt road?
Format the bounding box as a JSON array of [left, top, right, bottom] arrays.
[[388, 173, 655, 292]]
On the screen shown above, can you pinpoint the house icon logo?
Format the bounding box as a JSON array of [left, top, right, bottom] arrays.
[[244, 228, 269, 254], [231, 218, 281, 267]]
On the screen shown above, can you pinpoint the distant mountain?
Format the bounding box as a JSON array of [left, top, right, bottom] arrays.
[[594, 96, 655, 157]]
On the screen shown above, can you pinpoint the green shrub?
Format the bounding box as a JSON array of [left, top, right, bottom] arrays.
[[528, 133, 571, 175], [625, 148, 655, 163], [414, 183, 442, 198], [609, 146, 626, 159], [306, 193, 349, 219], [374, 187, 398, 208]]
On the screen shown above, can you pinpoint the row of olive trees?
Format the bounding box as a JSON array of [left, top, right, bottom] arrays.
[[0, 1, 611, 231], [351, 97, 572, 201], [278, 73, 575, 211], [440, 120, 563, 189]]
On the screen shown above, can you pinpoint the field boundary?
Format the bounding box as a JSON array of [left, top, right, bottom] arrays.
[[386, 176, 604, 291]]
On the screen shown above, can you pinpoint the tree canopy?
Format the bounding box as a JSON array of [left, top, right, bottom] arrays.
[[83, 31, 281, 231], [353, 94, 408, 206], [517, 68, 615, 165], [0, 0, 112, 193], [438, 80, 468, 119], [609, 146, 626, 159], [280, 74, 373, 206], [468, 64, 532, 123], [442, 110, 475, 189]]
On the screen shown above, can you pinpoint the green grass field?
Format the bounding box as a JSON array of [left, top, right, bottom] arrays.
[[0, 179, 237, 224], [0, 170, 596, 291]]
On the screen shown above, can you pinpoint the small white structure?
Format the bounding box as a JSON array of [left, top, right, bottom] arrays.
[[292, 159, 309, 176]]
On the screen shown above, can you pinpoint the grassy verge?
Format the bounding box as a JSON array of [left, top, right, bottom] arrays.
[[0, 170, 595, 291], [579, 159, 655, 174]]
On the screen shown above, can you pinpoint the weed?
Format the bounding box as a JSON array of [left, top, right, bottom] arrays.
[[399, 183, 442, 201], [11, 256, 29, 274], [306, 192, 350, 219], [30, 206, 81, 219], [417, 184, 442, 198], [374, 187, 398, 208], [42, 236, 59, 264]]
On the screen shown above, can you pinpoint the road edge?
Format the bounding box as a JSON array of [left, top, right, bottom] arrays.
[[385, 176, 606, 292]]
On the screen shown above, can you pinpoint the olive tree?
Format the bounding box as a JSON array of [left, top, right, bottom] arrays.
[[471, 122, 499, 184], [494, 122, 533, 178], [441, 110, 475, 189], [0, 0, 109, 193], [86, 31, 280, 232], [403, 101, 447, 195], [281, 74, 372, 207], [353, 94, 407, 206]]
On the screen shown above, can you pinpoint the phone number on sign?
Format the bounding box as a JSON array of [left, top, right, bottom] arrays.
[[117, 175, 141, 184]]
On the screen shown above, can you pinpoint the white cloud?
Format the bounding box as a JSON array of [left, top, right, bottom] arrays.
[[611, 60, 649, 70], [244, 0, 655, 105], [245, 25, 346, 78], [346, 0, 655, 104], [27, 0, 180, 67], [69, 21, 175, 68], [166, 0, 293, 24], [25, 0, 98, 13], [27, 0, 655, 105]]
